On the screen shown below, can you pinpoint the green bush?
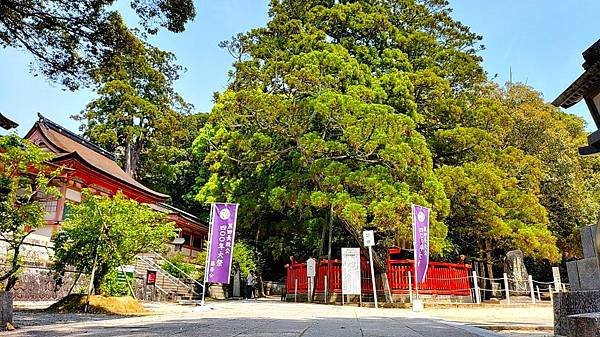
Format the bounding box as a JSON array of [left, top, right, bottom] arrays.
[[162, 253, 198, 279], [99, 268, 130, 296]]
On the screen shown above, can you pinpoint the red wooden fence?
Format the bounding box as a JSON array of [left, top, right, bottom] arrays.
[[287, 255, 471, 297]]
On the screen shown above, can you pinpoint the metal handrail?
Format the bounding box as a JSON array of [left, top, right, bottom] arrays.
[[137, 256, 194, 293], [148, 251, 205, 291]]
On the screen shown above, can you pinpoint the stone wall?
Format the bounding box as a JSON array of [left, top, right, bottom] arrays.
[[553, 290, 600, 336], [12, 265, 88, 301]]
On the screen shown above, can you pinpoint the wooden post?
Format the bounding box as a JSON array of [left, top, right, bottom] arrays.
[[324, 275, 328, 304], [503, 272, 510, 304], [294, 278, 298, 302], [408, 270, 413, 303], [536, 285, 541, 302]]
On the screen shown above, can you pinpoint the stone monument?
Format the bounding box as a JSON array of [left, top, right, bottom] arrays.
[[504, 250, 529, 294], [567, 224, 600, 291]]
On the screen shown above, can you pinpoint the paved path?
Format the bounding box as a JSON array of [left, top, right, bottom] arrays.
[[11, 300, 503, 337]]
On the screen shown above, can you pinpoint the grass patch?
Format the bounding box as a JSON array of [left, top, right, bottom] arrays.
[[47, 294, 147, 315]]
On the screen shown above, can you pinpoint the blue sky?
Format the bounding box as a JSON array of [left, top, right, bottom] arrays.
[[1, 0, 599, 136]]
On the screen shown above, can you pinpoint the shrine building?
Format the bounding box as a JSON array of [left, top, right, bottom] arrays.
[[24, 114, 207, 258]]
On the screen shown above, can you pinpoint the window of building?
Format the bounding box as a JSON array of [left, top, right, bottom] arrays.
[[35, 191, 58, 221]]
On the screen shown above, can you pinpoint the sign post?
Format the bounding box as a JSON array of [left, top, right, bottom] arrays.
[[202, 203, 239, 306], [363, 230, 377, 308], [411, 204, 430, 312], [306, 258, 316, 302], [342, 248, 361, 306], [146, 269, 157, 301]]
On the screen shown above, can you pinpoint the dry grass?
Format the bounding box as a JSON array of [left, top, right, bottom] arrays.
[[47, 294, 146, 315]]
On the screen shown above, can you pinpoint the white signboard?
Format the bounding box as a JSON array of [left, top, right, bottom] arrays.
[[363, 230, 374, 247], [552, 266, 562, 292], [306, 258, 316, 277], [342, 248, 362, 295]]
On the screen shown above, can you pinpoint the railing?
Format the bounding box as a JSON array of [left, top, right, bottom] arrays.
[[287, 258, 471, 297], [135, 251, 204, 300], [146, 251, 205, 293]]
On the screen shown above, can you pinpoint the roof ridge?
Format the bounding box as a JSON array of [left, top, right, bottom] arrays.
[[37, 113, 116, 161]]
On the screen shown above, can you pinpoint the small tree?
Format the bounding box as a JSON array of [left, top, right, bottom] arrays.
[[52, 190, 176, 295], [0, 134, 59, 292]]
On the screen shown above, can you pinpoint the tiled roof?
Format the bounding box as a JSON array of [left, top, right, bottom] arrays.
[[27, 115, 169, 201]]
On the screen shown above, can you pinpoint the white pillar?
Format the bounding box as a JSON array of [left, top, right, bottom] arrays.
[[472, 271, 481, 304], [367, 246, 378, 308], [528, 275, 535, 304], [503, 273, 510, 304], [536, 285, 541, 302]]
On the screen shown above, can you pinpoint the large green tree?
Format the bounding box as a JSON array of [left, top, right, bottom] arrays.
[[52, 190, 176, 294], [500, 84, 600, 259], [191, 0, 497, 275], [74, 15, 194, 182], [0, 0, 195, 89]]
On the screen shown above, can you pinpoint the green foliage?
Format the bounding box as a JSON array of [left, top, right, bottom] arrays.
[[0, 0, 195, 89], [52, 190, 177, 294], [193, 241, 258, 281], [98, 269, 130, 297], [74, 18, 205, 213], [74, 17, 193, 179], [192, 0, 488, 272], [162, 253, 198, 279], [500, 84, 600, 259], [232, 241, 258, 278], [0, 134, 60, 291]]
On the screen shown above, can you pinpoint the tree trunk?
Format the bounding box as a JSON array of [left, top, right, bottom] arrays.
[[340, 220, 387, 273], [381, 273, 393, 303], [485, 239, 495, 294], [0, 291, 13, 327]]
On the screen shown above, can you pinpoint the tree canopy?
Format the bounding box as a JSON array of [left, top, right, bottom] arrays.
[[52, 190, 176, 294], [191, 0, 493, 272], [0, 0, 195, 89], [189, 0, 597, 280], [0, 134, 60, 291]]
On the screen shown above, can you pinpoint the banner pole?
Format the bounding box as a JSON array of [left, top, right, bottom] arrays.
[[201, 203, 215, 306], [412, 204, 419, 301]]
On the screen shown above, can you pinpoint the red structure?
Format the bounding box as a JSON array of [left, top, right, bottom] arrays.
[[24, 114, 208, 257], [287, 249, 471, 297]]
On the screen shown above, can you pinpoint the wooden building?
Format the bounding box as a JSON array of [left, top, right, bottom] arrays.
[[24, 114, 207, 257]]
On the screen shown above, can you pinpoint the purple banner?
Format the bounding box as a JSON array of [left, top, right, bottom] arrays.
[[206, 203, 238, 283], [412, 204, 430, 283]]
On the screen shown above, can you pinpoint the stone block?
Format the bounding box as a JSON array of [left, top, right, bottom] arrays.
[[554, 290, 600, 336], [582, 225, 598, 259], [567, 312, 600, 337], [567, 260, 582, 291], [577, 258, 600, 291]]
